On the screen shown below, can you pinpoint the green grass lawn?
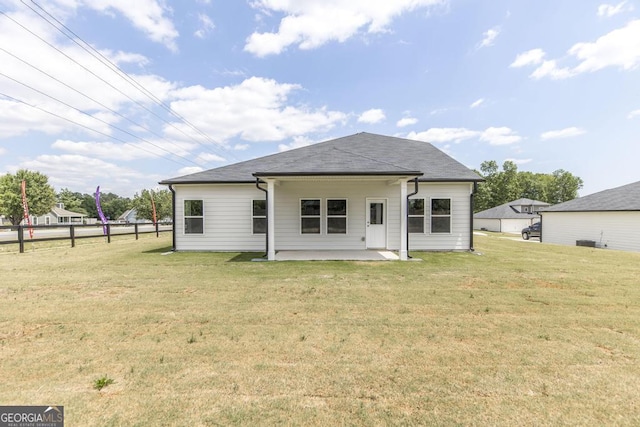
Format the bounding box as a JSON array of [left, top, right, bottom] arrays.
[[1, 233, 639, 426]]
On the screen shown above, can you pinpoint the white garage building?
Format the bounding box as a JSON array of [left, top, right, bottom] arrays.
[[474, 198, 549, 234], [540, 180, 640, 252]]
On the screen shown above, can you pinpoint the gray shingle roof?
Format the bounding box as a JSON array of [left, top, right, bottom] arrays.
[[160, 132, 482, 184], [474, 199, 549, 219], [51, 206, 86, 217], [541, 180, 640, 212]]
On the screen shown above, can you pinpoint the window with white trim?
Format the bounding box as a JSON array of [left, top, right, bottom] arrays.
[[327, 199, 347, 234], [301, 199, 321, 234], [252, 200, 266, 234], [408, 198, 425, 233], [184, 200, 204, 234], [431, 198, 451, 233]]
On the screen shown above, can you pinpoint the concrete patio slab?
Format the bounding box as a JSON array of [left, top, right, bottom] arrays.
[[274, 250, 400, 261]]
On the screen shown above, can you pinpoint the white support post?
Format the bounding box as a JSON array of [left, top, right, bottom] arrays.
[[267, 179, 276, 260], [400, 179, 408, 261]]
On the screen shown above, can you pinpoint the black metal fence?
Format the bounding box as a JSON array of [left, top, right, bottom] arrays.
[[0, 222, 172, 253]]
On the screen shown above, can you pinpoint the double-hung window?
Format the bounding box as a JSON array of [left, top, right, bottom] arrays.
[[327, 199, 347, 234], [408, 198, 425, 233], [184, 200, 204, 234], [431, 198, 451, 233], [301, 199, 321, 234], [252, 200, 266, 234]]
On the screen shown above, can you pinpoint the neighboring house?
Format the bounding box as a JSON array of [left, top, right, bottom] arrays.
[[160, 132, 483, 260], [540, 180, 640, 252], [474, 198, 550, 233], [115, 208, 151, 224], [30, 203, 86, 225]]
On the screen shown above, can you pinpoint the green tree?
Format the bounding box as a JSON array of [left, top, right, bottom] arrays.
[[132, 189, 172, 222], [0, 170, 57, 225], [474, 161, 583, 211], [96, 192, 131, 221], [492, 160, 520, 205], [548, 169, 583, 204], [79, 193, 99, 218]]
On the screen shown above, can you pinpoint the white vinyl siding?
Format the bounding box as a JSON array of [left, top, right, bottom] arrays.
[[174, 184, 270, 251], [275, 181, 392, 250], [408, 183, 472, 251], [172, 180, 473, 252], [541, 211, 640, 252]]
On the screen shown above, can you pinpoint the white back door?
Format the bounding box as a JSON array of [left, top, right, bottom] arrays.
[[366, 199, 387, 249]]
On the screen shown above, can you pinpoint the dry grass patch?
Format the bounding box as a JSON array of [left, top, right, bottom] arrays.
[[1, 232, 639, 425]]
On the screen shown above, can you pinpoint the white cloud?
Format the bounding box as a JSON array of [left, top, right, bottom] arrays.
[[16, 154, 160, 196], [479, 27, 500, 48], [194, 152, 226, 164], [529, 60, 574, 80], [480, 127, 522, 145], [0, 6, 176, 139], [177, 166, 205, 176], [194, 13, 215, 39], [598, 1, 633, 17], [570, 20, 640, 73], [278, 135, 318, 152], [396, 117, 418, 127], [51, 137, 202, 160], [406, 128, 481, 143], [244, 0, 445, 56], [81, 0, 180, 51], [628, 109, 640, 119], [234, 143, 250, 150], [470, 98, 484, 108], [510, 48, 546, 68], [358, 108, 386, 124], [167, 77, 348, 143], [540, 127, 586, 140], [408, 126, 525, 146], [512, 20, 640, 79]]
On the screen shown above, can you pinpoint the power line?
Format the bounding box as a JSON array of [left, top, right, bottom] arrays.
[[0, 8, 232, 163], [0, 90, 195, 168], [25, 0, 240, 162], [0, 45, 203, 160]]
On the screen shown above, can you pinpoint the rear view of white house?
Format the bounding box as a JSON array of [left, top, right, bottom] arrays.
[[160, 133, 483, 260]]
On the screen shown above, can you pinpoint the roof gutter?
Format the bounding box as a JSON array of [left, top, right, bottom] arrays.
[[406, 177, 420, 259], [168, 184, 176, 252], [255, 178, 268, 258], [253, 171, 424, 178], [470, 182, 477, 251]]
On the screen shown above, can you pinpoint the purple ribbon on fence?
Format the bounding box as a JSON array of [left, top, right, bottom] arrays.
[[95, 186, 108, 235]]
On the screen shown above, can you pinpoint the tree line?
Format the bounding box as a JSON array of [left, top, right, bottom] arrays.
[[474, 160, 583, 212], [0, 169, 172, 225]]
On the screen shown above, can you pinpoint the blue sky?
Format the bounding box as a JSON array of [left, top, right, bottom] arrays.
[[1, 0, 639, 197]]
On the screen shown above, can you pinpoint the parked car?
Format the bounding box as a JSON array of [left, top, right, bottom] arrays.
[[522, 222, 541, 240]]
